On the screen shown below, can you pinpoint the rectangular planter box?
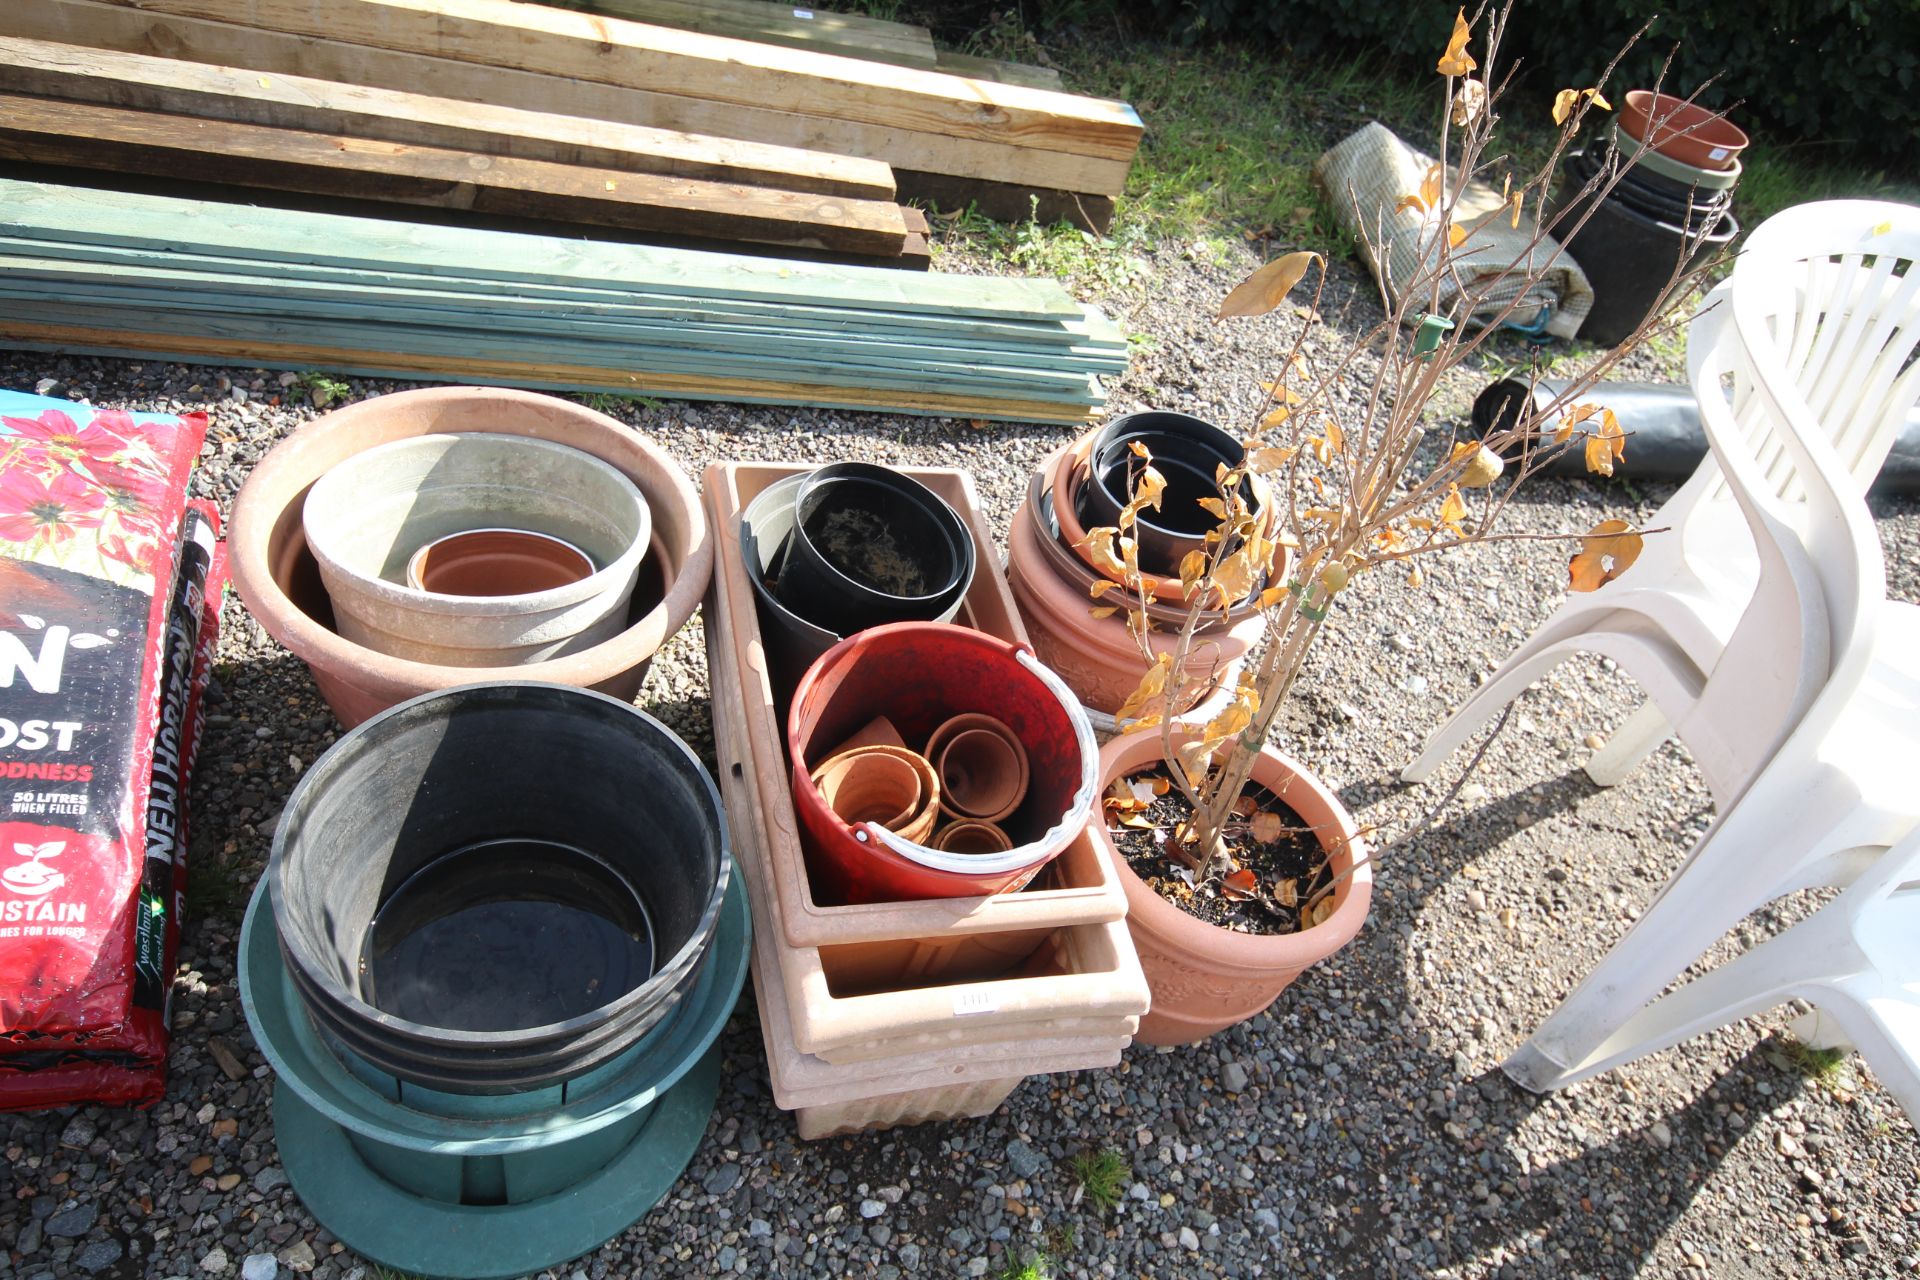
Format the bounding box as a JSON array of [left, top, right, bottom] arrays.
[[706, 538, 1150, 1063], [704, 461, 1128, 951]]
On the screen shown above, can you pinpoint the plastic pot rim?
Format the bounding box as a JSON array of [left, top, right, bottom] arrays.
[[269, 680, 731, 1055], [238, 869, 751, 1157], [789, 624, 1098, 877], [790, 462, 974, 613], [227, 387, 710, 697], [302, 432, 652, 617]]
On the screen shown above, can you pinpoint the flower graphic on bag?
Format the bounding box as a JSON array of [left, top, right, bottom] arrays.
[[2, 841, 66, 897]]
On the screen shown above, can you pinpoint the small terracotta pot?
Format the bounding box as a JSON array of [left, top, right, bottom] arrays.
[[924, 714, 1029, 823], [930, 821, 1014, 854], [1095, 731, 1372, 1046], [831, 715, 907, 754], [811, 749, 922, 830], [229, 387, 709, 727], [1618, 89, 1748, 172], [408, 528, 595, 596]]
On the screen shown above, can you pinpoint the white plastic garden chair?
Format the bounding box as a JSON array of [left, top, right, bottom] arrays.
[[1502, 245, 1920, 1092], [1402, 201, 1920, 811], [1501, 817, 1920, 1121]]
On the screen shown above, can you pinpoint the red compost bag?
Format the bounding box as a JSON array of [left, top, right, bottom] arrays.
[[0, 392, 222, 1109]]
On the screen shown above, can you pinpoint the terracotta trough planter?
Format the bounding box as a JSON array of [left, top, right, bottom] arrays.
[[706, 462, 1127, 949], [1096, 730, 1373, 1047], [229, 387, 709, 727]]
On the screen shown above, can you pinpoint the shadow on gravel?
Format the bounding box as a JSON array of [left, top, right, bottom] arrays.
[[1336, 762, 1822, 1276]]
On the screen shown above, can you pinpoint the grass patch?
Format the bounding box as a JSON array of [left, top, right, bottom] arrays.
[[998, 1251, 1053, 1280], [1781, 1038, 1849, 1081], [1068, 1146, 1130, 1213], [294, 370, 350, 409]]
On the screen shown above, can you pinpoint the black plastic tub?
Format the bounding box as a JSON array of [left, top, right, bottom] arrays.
[[777, 462, 974, 634], [1080, 411, 1261, 575], [270, 682, 730, 1093], [1552, 152, 1739, 346]]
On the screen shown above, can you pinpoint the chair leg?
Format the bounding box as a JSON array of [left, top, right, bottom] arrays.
[[1583, 700, 1673, 788], [1400, 645, 1573, 783], [1507, 789, 1873, 1090], [1788, 1008, 1855, 1053], [1503, 901, 1854, 1091]]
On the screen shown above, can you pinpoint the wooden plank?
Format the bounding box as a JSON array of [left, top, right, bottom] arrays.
[[8, 0, 1131, 196], [895, 169, 1115, 233], [934, 50, 1063, 92], [0, 176, 1069, 317], [0, 229, 1126, 348], [94, 0, 1139, 160], [0, 96, 910, 255], [556, 0, 938, 67], [0, 320, 1104, 423], [0, 34, 895, 200]]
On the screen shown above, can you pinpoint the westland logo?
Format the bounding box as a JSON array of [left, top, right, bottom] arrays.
[[2, 840, 65, 896], [0, 615, 114, 695]]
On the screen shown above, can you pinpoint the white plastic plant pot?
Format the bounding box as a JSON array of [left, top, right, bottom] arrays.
[[303, 433, 651, 665]]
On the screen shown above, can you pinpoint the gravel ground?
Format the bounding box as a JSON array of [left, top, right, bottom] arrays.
[[1, 233, 1916, 1280]]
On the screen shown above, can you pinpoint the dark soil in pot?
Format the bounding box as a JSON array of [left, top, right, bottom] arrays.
[[1104, 767, 1333, 936]]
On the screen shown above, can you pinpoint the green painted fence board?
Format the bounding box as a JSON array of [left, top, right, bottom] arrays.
[[0, 178, 1079, 320]]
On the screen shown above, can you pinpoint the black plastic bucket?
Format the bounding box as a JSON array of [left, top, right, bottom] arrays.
[[270, 681, 729, 1093], [777, 462, 975, 634], [740, 473, 847, 710], [1552, 152, 1739, 346]]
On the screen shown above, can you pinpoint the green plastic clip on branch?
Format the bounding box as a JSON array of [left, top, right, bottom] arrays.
[[1414, 313, 1456, 361]]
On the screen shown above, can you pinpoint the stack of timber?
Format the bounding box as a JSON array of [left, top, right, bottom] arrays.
[[2, 0, 1139, 229], [0, 33, 933, 268], [553, 0, 1068, 90], [0, 180, 1128, 424]]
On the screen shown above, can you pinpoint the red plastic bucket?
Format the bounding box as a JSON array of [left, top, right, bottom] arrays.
[[787, 623, 1097, 903]]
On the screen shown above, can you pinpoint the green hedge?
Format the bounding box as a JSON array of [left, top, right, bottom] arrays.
[[1137, 0, 1918, 164]]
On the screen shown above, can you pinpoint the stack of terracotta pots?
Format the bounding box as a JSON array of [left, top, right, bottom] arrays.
[[230, 387, 710, 727], [705, 461, 1150, 1139], [1005, 412, 1271, 727]]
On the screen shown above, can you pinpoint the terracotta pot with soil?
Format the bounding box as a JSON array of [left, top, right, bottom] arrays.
[[229, 386, 709, 727], [1095, 730, 1372, 1046]]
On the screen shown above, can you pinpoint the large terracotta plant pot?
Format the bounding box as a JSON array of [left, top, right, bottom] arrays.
[[1095, 731, 1373, 1046], [230, 386, 709, 727]]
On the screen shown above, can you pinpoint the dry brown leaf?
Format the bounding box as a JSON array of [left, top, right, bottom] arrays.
[[1448, 222, 1469, 249], [1258, 584, 1290, 609], [1451, 440, 1505, 489], [1211, 549, 1258, 607], [1419, 163, 1444, 210], [1439, 485, 1469, 535], [1249, 445, 1297, 472], [1218, 251, 1322, 320], [1261, 404, 1293, 430], [1249, 811, 1285, 843], [1089, 604, 1120, 619], [1395, 194, 1428, 216], [1437, 8, 1477, 76], [1510, 191, 1524, 229], [1113, 653, 1173, 723], [1553, 87, 1612, 124], [1222, 868, 1259, 900], [1567, 518, 1644, 591], [1127, 439, 1152, 460], [1308, 897, 1335, 927], [1275, 878, 1299, 907], [1451, 79, 1487, 126]]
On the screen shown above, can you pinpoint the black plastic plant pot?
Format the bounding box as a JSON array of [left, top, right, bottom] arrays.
[[1551, 153, 1739, 347], [269, 681, 730, 1094], [1080, 411, 1261, 576], [776, 462, 975, 634], [1567, 147, 1731, 231], [740, 472, 846, 711]]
